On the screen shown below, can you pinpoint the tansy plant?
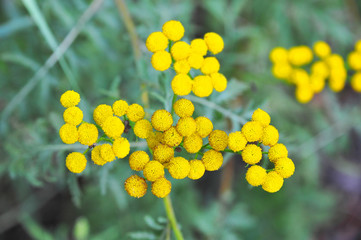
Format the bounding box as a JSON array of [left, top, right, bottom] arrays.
[[270, 40, 361, 103], [59, 20, 295, 239]]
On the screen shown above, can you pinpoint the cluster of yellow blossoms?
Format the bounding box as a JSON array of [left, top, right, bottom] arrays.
[[270, 40, 361, 103], [146, 20, 227, 97]]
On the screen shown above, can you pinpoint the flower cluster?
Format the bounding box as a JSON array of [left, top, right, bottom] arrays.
[[270, 40, 361, 103], [146, 20, 227, 97]]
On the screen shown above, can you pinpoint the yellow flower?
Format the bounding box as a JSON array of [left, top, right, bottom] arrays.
[[246, 165, 267, 186], [290, 68, 310, 86], [126, 103, 145, 122], [329, 77, 346, 93], [176, 117, 197, 137], [262, 171, 284, 193], [129, 151, 150, 171], [162, 125, 184, 147], [272, 63, 292, 80], [152, 177, 171, 198], [146, 31, 168, 53], [228, 131, 247, 152], [202, 150, 223, 171], [112, 100, 129, 117], [200, 57, 220, 75], [251, 108, 271, 127], [113, 137, 130, 158], [78, 123, 98, 146], [59, 123, 78, 144], [269, 47, 288, 63], [60, 90, 80, 108], [261, 125, 279, 146], [168, 157, 191, 179], [173, 98, 194, 118], [210, 72, 227, 92], [295, 85, 314, 104], [195, 116, 213, 138], [143, 160, 165, 182], [162, 20, 184, 41], [153, 144, 174, 164], [348, 51, 361, 71], [93, 104, 113, 126], [188, 160, 205, 180], [65, 152, 87, 173], [208, 130, 228, 151], [63, 106, 83, 126], [102, 116, 124, 139], [351, 72, 361, 92], [146, 131, 163, 150], [171, 41, 191, 61], [241, 121, 263, 142], [187, 53, 204, 69], [192, 75, 213, 97], [355, 40, 361, 52], [310, 74, 326, 93], [268, 143, 288, 163], [171, 74, 193, 96], [174, 60, 191, 74], [151, 50, 172, 71], [190, 38, 208, 56], [100, 143, 115, 162], [204, 32, 224, 54], [183, 133, 203, 154], [241, 144, 262, 165], [91, 145, 107, 166], [151, 109, 173, 132], [325, 54, 344, 68], [288, 46, 313, 66], [311, 61, 329, 78], [134, 119, 152, 139], [124, 175, 148, 198], [313, 41, 331, 59], [275, 157, 295, 178]]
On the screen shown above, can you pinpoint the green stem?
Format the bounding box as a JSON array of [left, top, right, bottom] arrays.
[[262, 151, 268, 154], [163, 195, 184, 240], [171, 94, 178, 116]]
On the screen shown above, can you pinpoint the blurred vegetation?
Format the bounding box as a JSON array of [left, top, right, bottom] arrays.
[[1, 0, 361, 239]]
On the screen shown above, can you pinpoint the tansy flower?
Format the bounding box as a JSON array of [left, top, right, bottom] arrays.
[[187, 53, 204, 69], [261, 125, 279, 146], [78, 123, 98, 146], [129, 151, 150, 171], [245, 165, 267, 186], [311, 61, 329, 78], [262, 171, 284, 193], [268, 143, 288, 163], [313, 41, 331, 59], [183, 133, 203, 154], [168, 157, 191, 179], [210, 73, 227, 92], [188, 160, 205, 180], [124, 175, 148, 198], [162, 127, 183, 147], [275, 157, 295, 178], [112, 100, 129, 117], [310, 74, 326, 93], [195, 116, 213, 138], [204, 32, 224, 54], [329, 77, 346, 93], [113, 137, 130, 158], [152, 177, 171, 198], [241, 144, 262, 165], [93, 104, 113, 126], [295, 85, 314, 104], [143, 160, 165, 182], [325, 54, 344, 68], [241, 121, 263, 142], [174, 60, 191, 74], [288, 46, 313, 66], [228, 131, 247, 152], [190, 38, 208, 56], [59, 123, 78, 144], [208, 130, 228, 151], [290, 68, 310, 86], [63, 106, 83, 126], [269, 47, 288, 63], [146, 131, 163, 150], [60, 90, 80, 108], [171, 74, 193, 96], [91, 145, 107, 166], [134, 119, 152, 139], [162, 20, 184, 41], [153, 144, 174, 164], [126, 103, 145, 122], [192, 75, 213, 97], [146, 31, 168, 53], [200, 57, 220, 75], [151, 109, 173, 132], [171, 41, 191, 61], [176, 117, 197, 137], [348, 51, 361, 71], [251, 109, 271, 127], [173, 98, 194, 118], [102, 116, 124, 139], [100, 143, 115, 162], [351, 72, 361, 92], [202, 150, 223, 171], [272, 63, 292, 80], [65, 152, 87, 173], [356, 40, 361, 52], [151, 50, 172, 71]]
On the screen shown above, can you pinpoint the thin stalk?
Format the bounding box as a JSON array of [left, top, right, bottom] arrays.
[[171, 94, 178, 116], [163, 195, 184, 240]]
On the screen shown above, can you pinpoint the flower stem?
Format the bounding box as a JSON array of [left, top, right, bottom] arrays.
[[163, 195, 184, 240], [171, 94, 178, 116]]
